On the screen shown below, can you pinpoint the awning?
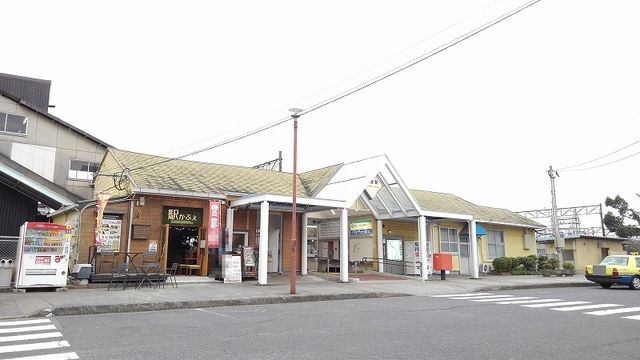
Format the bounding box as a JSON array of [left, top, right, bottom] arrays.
[[461, 222, 487, 237]]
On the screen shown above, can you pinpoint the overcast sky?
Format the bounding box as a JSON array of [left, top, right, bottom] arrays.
[[4, 0, 639, 225]]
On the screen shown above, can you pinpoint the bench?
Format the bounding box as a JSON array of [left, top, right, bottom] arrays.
[[179, 264, 200, 276]]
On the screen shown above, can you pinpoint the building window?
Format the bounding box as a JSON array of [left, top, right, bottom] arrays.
[[440, 227, 458, 253], [0, 112, 28, 135], [68, 160, 99, 180], [562, 250, 574, 262], [487, 230, 505, 258]]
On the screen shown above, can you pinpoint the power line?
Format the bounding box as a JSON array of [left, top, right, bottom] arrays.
[[561, 149, 640, 172], [558, 137, 640, 170], [128, 0, 506, 163], [107, 0, 543, 174], [298, 0, 542, 117]]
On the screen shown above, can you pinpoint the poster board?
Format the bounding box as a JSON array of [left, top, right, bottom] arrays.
[[349, 238, 374, 261], [97, 214, 122, 253], [223, 254, 242, 283]]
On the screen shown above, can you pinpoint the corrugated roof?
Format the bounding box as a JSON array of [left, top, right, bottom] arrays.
[[411, 189, 543, 228], [111, 149, 322, 197], [0, 153, 81, 208], [0, 73, 51, 112]]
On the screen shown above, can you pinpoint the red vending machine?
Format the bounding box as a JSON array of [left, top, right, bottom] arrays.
[[15, 222, 71, 288]]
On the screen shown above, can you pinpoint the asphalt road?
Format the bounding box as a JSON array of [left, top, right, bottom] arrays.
[[12, 286, 640, 360]]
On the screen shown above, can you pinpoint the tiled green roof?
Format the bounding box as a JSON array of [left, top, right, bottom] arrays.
[[299, 164, 342, 197], [111, 149, 315, 197], [410, 189, 543, 228]]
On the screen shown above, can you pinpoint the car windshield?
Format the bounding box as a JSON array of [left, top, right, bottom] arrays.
[[600, 256, 629, 266]]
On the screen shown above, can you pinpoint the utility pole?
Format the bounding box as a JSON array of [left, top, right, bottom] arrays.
[[547, 166, 564, 268]]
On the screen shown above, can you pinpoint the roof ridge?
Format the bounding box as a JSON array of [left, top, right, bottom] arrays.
[[112, 148, 295, 175]]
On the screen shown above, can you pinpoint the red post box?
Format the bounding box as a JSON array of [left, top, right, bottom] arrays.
[[433, 253, 453, 280], [433, 253, 453, 271]]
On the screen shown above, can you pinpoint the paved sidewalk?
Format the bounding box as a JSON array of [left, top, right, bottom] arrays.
[[0, 272, 593, 320]]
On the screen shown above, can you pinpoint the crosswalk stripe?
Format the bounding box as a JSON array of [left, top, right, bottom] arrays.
[[551, 304, 621, 312], [0, 325, 57, 335], [431, 293, 492, 298], [6, 352, 79, 360], [0, 332, 63, 343], [585, 307, 640, 316], [523, 301, 590, 308], [495, 298, 562, 305], [470, 296, 538, 303], [450, 295, 514, 300], [0, 340, 70, 354], [0, 320, 51, 327]]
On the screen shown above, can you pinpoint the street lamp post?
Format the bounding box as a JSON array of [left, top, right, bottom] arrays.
[[289, 108, 303, 295]]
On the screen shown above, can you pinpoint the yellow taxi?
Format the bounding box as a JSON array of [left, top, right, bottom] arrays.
[[585, 254, 640, 289]]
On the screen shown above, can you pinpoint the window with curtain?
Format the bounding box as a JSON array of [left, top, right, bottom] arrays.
[[487, 230, 505, 258], [439, 227, 458, 253]]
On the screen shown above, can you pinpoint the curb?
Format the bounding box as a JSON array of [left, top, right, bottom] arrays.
[[29, 292, 411, 318]]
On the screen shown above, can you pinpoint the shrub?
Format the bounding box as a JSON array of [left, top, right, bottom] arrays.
[[537, 256, 549, 271], [562, 262, 575, 270], [492, 257, 513, 273], [522, 255, 537, 271]]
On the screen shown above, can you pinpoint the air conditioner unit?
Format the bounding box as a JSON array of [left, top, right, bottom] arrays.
[[480, 263, 493, 274]]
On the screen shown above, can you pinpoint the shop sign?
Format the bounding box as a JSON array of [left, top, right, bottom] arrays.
[[350, 220, 373, 236], [207, 200, 221, 248], [162, 207, 203, 226]]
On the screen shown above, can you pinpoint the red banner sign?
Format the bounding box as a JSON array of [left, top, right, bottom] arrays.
[[207, 200, 221, 248]]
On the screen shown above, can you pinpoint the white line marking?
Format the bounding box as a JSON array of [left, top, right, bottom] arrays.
[[431, 293, 492, 298], [523, 301, 590, 308], [496, 299, 562, 305], [621, 314, 640, 321], [585, 307, 640, 316], [0, 320, 51, 327], [470, 297, 538, 303], [551, 304, 621, 312], [6, 352, 79, 360], [450, 295, 514, 300], [0, 332, 62, 343], [0, 340, 70, 354], [0, 325, 57, 335]]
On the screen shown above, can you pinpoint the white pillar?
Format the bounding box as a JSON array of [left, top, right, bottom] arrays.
[[301, 213, 308, 275], [340, 208, 349, 283], [226, 208, 235, 251], [470, 220, 479, 279], [418, 216, 428, 281], [258, 201, 270, 285], [377, 219, 384, 273], [427, 221, 433, 275]]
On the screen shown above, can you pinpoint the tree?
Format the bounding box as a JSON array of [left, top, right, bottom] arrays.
[[603, 195, 640, 238]]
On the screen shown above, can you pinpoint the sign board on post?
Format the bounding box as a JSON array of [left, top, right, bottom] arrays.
[[207, 200, 221, 248]]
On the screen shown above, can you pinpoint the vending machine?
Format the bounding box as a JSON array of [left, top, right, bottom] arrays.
[[14, 222, 71, 288]]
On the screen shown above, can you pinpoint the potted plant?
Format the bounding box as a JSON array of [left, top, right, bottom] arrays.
[[561, 262, 576, 276]]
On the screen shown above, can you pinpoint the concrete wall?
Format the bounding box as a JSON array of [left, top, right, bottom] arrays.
[[542, 238, 625, 271], [0, 94, 107, 199]]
